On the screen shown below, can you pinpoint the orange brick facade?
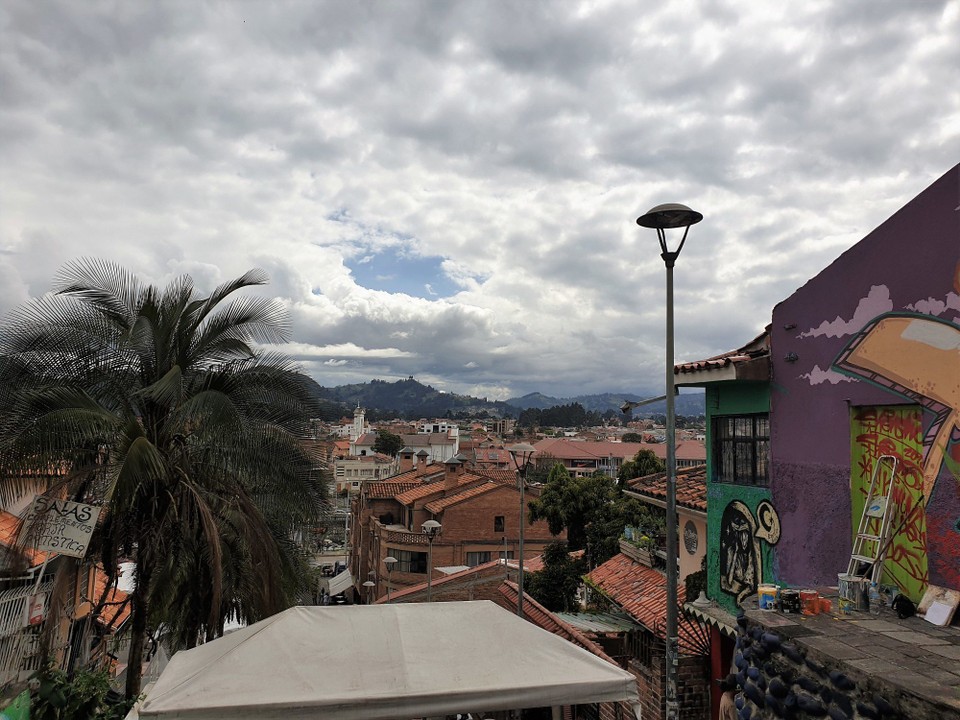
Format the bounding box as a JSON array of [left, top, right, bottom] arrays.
[[351, 459, 563, 601]]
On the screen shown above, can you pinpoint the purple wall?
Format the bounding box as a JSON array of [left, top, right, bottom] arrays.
[[768, 164, 960, 587]]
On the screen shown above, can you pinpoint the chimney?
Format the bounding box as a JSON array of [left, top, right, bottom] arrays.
[[443, 456, 463, 491], [416, 450, 430, 475], [399, 447, 415, 473]]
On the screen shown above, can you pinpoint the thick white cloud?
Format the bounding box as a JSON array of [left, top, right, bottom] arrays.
[[1, 0, 958, 399]]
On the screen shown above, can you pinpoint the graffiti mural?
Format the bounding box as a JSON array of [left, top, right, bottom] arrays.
[[849, 406, 928, 599], [835, 313, 960, 500], [720, 499, 780, 605], [835, 312, 960, 595]]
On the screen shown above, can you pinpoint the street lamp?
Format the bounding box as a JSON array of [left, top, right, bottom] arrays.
[[421, 519, 442, 602], [362, 579, 375, 605], [384, 556, 397, 603], [636, 202, 702, 720], [508, 442, 536, 617]]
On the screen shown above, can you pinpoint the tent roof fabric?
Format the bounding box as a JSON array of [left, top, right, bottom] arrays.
[[136, 601, 638, 720]]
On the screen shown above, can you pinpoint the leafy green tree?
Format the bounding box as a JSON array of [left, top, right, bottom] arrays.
[[0, 261, 325, 700], [621, 432, 644, 443], [526, 541, 587, 612], [373, 430, 404, 456], [617, 448, 665, 488], [528, 466, 616, 550], [528, 466, 665, 567]]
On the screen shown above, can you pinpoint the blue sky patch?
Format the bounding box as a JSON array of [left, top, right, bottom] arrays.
[[346, 246, 460, 299]]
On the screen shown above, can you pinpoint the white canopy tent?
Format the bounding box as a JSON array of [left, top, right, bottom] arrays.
[[132, 600, 640, 720]]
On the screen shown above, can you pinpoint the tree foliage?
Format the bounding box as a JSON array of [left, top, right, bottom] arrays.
[[0, 260, 325, 699], [526, 541, 586, 612], [527, 465, 666, 567], [621, 432, 644, 443], [372, 430, 404, 456], [617, 448, 666, 488], [517, 403, 603, 430]]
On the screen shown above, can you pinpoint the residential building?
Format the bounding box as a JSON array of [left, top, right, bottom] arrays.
[[678, 164, 960, 718], [350, 455, 560, 601], [533, 438, 706, 479], [585, 544, 711, 720], [624, 465, 708, 584], [332, 453, 397, 495]]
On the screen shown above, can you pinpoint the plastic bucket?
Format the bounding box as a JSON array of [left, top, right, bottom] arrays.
[[758, 584, 778, 610], [800, 589, 820, 615]]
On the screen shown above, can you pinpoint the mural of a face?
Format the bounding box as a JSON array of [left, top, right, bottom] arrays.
[[720, 499, 780, 605]]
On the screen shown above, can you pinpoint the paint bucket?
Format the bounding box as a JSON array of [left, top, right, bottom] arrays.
[[780, 589, 801, 614], [838, 573, 868, 611], [820, 598, 832, 613], [800, 589, 820, 616], [758, 584, 778, 610]]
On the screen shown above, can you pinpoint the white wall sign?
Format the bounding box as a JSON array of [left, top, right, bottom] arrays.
[[19, 496, 101, 559]]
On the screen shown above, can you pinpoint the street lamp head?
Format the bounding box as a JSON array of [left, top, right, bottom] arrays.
[[636, 203, 702, 265], [421, 519, 442, 539], [362, 580, 375, 588], [636, 203, 702, 230], [384, 556, 398, 572], [508, 442, 536, 473]]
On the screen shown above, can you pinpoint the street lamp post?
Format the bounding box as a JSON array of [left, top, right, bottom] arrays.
[[636, 202, 702, 720], [384, 555, 397, 603], [362, 579, 375, 605], [421, 519, 442, 602], [508, 443, 536, 617]]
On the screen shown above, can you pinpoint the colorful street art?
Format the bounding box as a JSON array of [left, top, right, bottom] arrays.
[[849, 406, 928, 600], [719, 499, 780, 606], [835, 313, 960, 501], [835, 311, 960, 598]]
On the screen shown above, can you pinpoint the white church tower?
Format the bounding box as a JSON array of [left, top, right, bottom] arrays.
[[351, 404, 366, 442]]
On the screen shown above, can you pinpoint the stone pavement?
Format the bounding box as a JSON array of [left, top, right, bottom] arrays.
[[742, 591, 960, 718]]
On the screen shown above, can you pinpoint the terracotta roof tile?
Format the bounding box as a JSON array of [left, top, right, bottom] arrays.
[[675, 328, 770, 375], [625, 465, 707, 513], [585, 553, 702, 655], [497, 582, 621, 666], [395, 472, 485, 505], [423, 482, 500, 513], [364, 481, 421, 499], [479, 468, 517, 485], [90, 566, 131, 628], [0, 511, 51, 567]]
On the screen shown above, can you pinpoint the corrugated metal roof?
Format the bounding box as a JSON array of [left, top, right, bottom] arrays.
[[553, 611, 641, 634]]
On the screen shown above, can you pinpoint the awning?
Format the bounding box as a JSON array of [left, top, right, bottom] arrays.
[[321, 569, 353, 596], [133, 601, 640, 720]]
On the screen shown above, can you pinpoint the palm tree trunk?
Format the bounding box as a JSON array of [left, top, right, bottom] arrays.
[[124, 572, 150, 701]]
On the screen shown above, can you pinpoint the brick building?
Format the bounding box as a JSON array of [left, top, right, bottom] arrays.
[[351, 451, 562, 601], [585, 544, 711, 720]]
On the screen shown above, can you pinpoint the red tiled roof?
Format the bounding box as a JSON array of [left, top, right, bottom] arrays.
[[365, 481, 421, 499], [497, 581, 621, 666], [90, 566, 131, 628], [0, 511, 51, 567], [478, 468, 517, 485], [585, 553, 702, 655], [534, 438, 705, 463], [395, 472, 485, 505], [625, 465, 707, 513], [377, 558, 507, 603], [423, 482, 501, 513], [675, 328, 770, 376]]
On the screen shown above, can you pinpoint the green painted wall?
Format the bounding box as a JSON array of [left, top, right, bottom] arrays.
[[704, 382, 777, 614]]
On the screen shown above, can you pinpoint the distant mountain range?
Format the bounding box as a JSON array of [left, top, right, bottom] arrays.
[[310, 378, 704, 420]]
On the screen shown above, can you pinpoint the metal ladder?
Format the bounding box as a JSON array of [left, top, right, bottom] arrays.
[[847, 454, 900, 584]]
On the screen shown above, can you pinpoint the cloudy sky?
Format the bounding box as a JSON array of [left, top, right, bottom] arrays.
[[2, 1, 958, 400]]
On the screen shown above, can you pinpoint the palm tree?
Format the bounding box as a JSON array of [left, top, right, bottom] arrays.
[[0, 259, 326, 699]]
